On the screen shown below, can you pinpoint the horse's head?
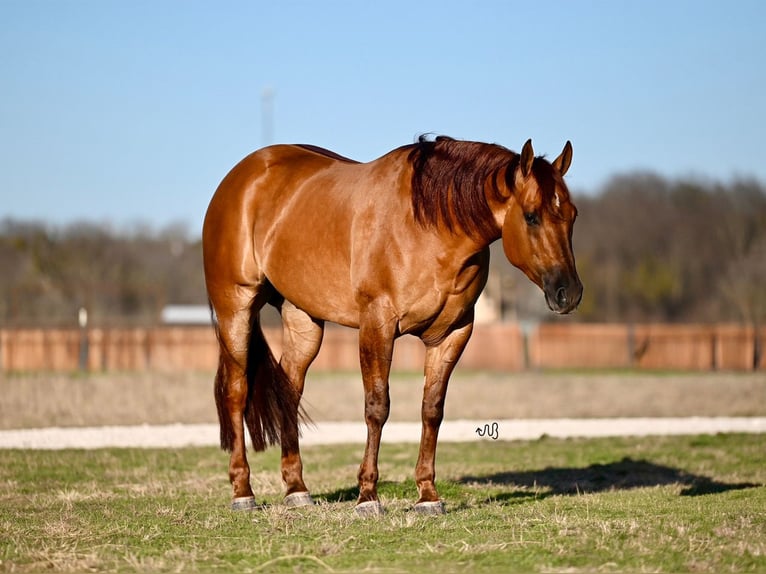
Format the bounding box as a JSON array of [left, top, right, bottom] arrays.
[[501, 140, 583, 314]]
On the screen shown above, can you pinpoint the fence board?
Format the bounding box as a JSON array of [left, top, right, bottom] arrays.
[[633, 324, 715, 370], [0, 323, 760, 373], [715, 325, 755, 370], [531, 323, 630, 369]]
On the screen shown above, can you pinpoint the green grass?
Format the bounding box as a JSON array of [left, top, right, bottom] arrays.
[[1, 434, 765, 573]]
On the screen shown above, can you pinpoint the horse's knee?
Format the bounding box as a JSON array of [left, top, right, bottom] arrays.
[[421, 397, 445, 427], [364, 391, 390, 427]]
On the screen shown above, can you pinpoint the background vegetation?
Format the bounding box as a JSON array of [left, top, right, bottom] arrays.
[[1, 173, 765, 326]]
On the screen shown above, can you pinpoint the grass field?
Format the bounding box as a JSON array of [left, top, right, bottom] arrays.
[[1, 434, 765, 573]]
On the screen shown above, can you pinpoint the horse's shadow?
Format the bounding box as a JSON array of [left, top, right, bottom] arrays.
[[458, 457, 760, 503], [316, 486, 360, 504], [315, 457, 760, 505]]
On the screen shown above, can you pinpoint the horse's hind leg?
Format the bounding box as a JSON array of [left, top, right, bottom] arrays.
[[278, 300, 324, 507], [210, 285, 263, 509]]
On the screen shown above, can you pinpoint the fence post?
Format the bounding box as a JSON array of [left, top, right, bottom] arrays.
[[627, 323, 635, 368], [519, 320, 537, 370], [78, 307, 89, 372], [144, 328, 152, 370]]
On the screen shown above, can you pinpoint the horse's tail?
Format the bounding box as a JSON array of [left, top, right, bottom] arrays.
[[212, 301, 304, 453]]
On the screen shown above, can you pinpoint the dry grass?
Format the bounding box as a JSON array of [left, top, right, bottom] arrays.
[[1, 369, 764, 429]]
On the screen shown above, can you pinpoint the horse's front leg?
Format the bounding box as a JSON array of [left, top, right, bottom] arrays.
[[355, 308, 397, 516], [415, 320, 474, 514]]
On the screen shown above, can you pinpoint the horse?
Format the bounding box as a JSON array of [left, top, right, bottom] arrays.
[[202, 135, 582, 515]]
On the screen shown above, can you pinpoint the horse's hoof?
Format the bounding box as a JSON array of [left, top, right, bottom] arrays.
[[413, 500, 445, 515], [284, 491, 314, 508], [231, 496, 258, 511], [354, 500, 384, 517]]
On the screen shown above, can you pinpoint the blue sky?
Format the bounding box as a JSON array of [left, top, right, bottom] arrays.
[[1, 1, 764, 232]]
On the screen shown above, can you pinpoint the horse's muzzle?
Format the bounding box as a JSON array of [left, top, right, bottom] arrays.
[[543, 273, 583, 314]]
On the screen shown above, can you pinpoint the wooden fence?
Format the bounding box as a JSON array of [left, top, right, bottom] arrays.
[[0, 323, 762, 373]]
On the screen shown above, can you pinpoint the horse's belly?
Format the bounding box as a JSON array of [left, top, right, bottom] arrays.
[[264, 256, 361, 328], [282, 288, 361, 328]]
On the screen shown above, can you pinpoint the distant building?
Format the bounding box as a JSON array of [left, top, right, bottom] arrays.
[[160, 305, 212, 325]]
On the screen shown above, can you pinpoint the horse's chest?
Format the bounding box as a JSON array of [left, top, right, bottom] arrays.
[[399, 257, 489, 341]]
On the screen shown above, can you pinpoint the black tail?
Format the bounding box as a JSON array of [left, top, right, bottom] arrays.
[[213, 302, 305, 453]]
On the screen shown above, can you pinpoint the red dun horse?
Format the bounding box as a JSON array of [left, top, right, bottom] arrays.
[[203, 136, 582, 515]]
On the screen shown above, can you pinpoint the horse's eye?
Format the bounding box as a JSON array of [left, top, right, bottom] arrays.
[[524, 212, 539, 226]]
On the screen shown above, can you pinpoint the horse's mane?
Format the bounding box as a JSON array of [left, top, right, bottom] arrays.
[[407, 135, 519, 239]]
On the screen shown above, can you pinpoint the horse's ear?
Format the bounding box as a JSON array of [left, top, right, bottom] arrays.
[[520, 139, 534, 177], [552, 141, 573, 176]]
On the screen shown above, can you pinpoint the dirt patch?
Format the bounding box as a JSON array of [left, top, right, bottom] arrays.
[[0, 372, 217, 429], [1, 370, 764, 430], [308, 371, 766, 421]]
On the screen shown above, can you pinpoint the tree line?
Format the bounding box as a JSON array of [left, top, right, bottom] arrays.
[[1, 173, 765, 327], [0, 221, 205, 326]]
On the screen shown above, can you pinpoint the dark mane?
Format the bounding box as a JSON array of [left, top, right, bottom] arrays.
[[407, 135, 518, 239]]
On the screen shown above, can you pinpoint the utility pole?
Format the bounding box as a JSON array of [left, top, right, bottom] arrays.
[[261, 87, 274, 146]]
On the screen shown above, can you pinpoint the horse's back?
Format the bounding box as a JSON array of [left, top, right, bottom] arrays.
[[210, 144, 391, 207], [293, 144, 360, 164], [205, 144, 366, 236], [203, 144, 412, 326]]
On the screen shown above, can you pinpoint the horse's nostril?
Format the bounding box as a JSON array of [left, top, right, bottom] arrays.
[[556, 286, 568, 307]]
